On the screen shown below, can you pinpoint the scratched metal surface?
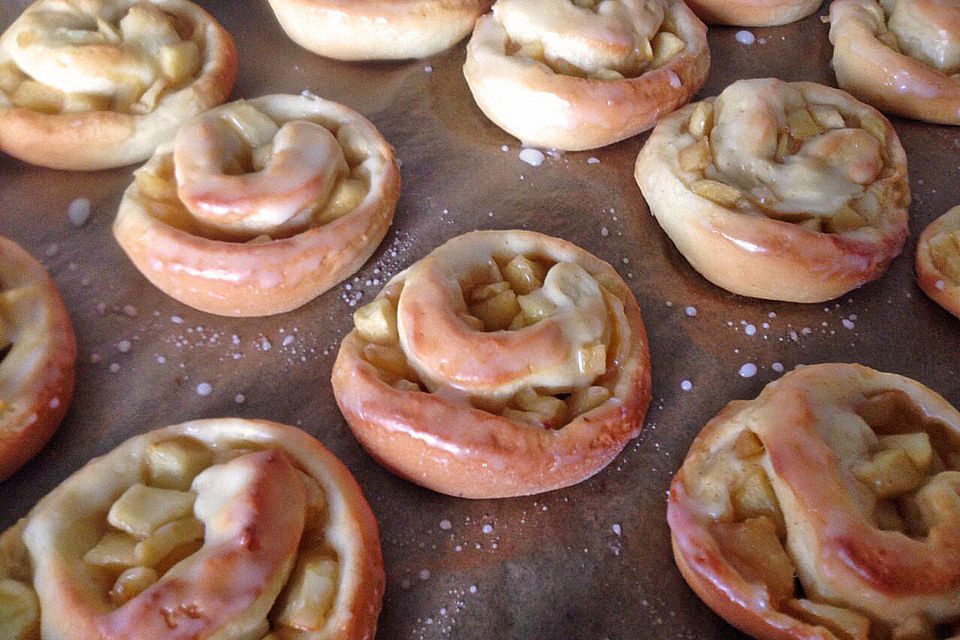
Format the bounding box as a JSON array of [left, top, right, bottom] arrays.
[[1, 1, 959, 638]]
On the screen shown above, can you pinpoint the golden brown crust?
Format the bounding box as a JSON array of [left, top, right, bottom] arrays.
[[0, 0, 237, 170], [0, 418, 385, 640], [635, 78, 910, 303], [113, 94, 400, 317], [685, 0, 822, 26], [332, 230, 651, 498], [462, 0, 710, 151], [916, 205, 960, 319], [828, 0, 960, 125], [0, 235, 76, 481], [668, 363, 960, 640], [266, 0, 493, 60]]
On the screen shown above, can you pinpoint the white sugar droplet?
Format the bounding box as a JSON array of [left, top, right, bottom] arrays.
[[117, 340, 131, 353], [123, 304, 136, 316], [738, 363, 757, 378], [196, 382, 212, 395], [423, 64, 432, 72], [587, 157, 600, 164], [439, 519, 452, 530], [481, 524, 493, 534], [935, 279, 946, 290], [109, 363, 120, 373], [612, 524, 621, 535], [68, 198, 92, 227], [234, 393, 245, 403], [49, 397, 60, 408], [469, 585, 478, 594], [667, 70, 681, 88], [842, 318, 855, 330], [518, 148, 545, 166], [680, 380, 692, 391], [171, 315, 183, 324], [282, 335, 294, 346], [261, 337, 272, 350], [772, 362, 784, 373], [744, 324, 756, 335], [735, 30, 756, 44], [418, 569, 430, 580], [685, 306, 697, 317]]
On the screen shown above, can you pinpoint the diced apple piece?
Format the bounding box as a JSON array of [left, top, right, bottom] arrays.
[[786, 599, 870, 640], [691, 179, 742, 207], [859, 112, 887, 142], [651, 32, 685, 67], [12, 80, 62, 113], [567, 386, 610, 417], [470, 290, 520, 332], [147, 437, 213, 490], [502, 408, 544, 427], [130, 78, 166, 114], [468, 282, 510, 304], [84, 530, 139, 569], [892, 616, 935, 640], [786, 108, 823, 140], [392, 379, 420, 392], [335, 123, 369, 166], [362, 344, 415, 380], [824, 205, 867, 234], [688, 101, 714, 138], [718, 517, 795, 604], [879, 432, 933, 473], [732, 466, 785, 534], [159, 41, 201, 84], [679, 137, 711, 172], [319, 178, 366, 223], [275, 556, 339, 631], [589, 68, 623, 81], [575, 343, 607, 379], [503, 255, 546, 295], [110, 566, 158, 606], [353, 298, 398, 345], [0, 579, 39, 640], [516, 291, 557, 325], [914, 472, 960, 525], [0, 61, 25, 94], [62, 92, 108, 113], [456, 312, 484, 332], [135, 168, 178, 202], [809, 104, 846, 129], [107, 484, 196, 538], [513, 389, 567, 429], [134, 516, 204, 567], [733, 430, 764, 459], [854, 449, 924, 498]]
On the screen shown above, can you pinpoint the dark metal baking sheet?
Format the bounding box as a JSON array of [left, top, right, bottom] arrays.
[[2, 1, 959, 638]]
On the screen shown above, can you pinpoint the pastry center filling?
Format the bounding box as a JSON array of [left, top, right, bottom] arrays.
[[351, 253, 618, 430], [685, 388, 960, 639], [677, 82, 897, 233], [498, 0, 686, 79], [76, 438, 340, 636], [132, 101, 374, 242], [1, 2, 204, 115], [875, 0, 960, 75], [926, 215, 960, 285]]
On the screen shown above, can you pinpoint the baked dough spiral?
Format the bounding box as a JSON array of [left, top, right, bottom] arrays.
[[635, 78, 909, 302], [113, 94, 400, 317], [0, 236, 75, 481], [332, 230, 651, 498], [265, 0, 493, 60], [0, 418, 385, 640], [684, 0, 823, 26], [0, 0, 236, 170], [829, 0, 960, 124], [917, 205, 960, 319], [669, 363, 960, 640], [463, 0, 710, 151]]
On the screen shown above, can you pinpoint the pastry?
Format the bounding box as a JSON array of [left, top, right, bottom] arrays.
[[668, 363, 960, 640], [113, 93, 400, 317], [0, 236, 75, 481], [635, 78, 909, 303], [0, 418, 385, 640], [265, 0, 493, 61], [685, 0, 823, 26], [829, 0, 960, 125], [462, 0, 710, 151], [332, 230, 651, 498], [917, 205, 960, 319], [0, 0, 237, 170]]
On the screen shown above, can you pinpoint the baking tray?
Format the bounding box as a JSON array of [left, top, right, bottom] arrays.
[[1, 1, 959, 638]]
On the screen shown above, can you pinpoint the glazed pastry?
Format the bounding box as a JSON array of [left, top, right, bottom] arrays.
[[462, 0, 710, 151], [685, 0, 822, 26], [0, 0, 236, 170], [917, 205, 960, 319], [0, 236, 75, 481], [332, 230, 651, 498], [113, 93, 400, 317], [635, 78, 909, 303], [0, 418, 385, 640], [668, 363, 960, 640], [829, 0, 960, 125], [265, 0, 493, 60]]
